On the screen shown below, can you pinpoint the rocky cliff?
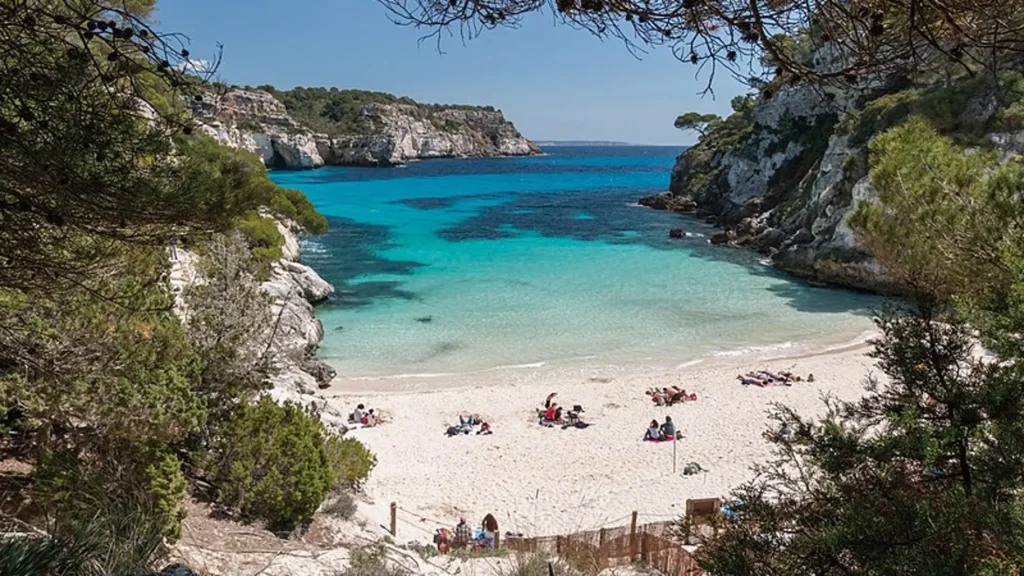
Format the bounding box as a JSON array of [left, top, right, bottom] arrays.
[[644, 70, 1024, 294], [169, 218, 347, 432], [198, 89, 540, 169]]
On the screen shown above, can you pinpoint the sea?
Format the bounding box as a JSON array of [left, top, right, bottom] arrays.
[[269, 146, 882, 379]]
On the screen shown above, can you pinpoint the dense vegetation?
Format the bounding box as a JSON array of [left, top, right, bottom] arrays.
[[0, 1, 371, 572], [251, 85, 496, 136], [684, 75, 1024, 576]]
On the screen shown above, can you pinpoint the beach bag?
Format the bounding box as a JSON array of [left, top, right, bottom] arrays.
[[683, 462, 703, 475]]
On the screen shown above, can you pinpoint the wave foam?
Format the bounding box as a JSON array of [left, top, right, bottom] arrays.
[[709, 341, 794, 358]]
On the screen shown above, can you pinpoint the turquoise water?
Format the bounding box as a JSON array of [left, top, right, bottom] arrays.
[[270, 147, 881, 377]]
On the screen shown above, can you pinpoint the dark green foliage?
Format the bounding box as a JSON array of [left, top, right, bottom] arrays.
[[840, 71, 1024, 148], [671, 95, 756, 203], [260, 86, 496, 137], [235, 211, 285, 265], [673, 112, 721, 136], [205, 397, 371, 531], [270, 188, 329, 234]]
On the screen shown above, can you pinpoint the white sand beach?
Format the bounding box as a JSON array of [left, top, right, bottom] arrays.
[[326, 341, 881, 540]]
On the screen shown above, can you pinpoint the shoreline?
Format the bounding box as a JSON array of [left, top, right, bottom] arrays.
[[325, 327, 878, 394], [325, 339, 881, 538]]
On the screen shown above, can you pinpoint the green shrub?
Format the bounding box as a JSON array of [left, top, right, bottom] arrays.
[[205, 396, 353, 531], [235, 211, 284, 265], [341, 544, 409, 576], [269, 187, 328, 234], [328, 437, 378, 489]]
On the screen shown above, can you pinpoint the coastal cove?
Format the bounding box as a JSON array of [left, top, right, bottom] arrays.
[[271, 146, 885, 383]]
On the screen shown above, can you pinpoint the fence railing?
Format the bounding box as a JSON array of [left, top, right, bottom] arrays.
[[388, 499, 721, 576], [504, 513, 703, 576]]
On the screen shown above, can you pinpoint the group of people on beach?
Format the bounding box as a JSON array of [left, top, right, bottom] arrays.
[[436, 513, 500, 553], [646, 386, 697, 406], [537, 393, 589, 429], [736, 370, 811, 387], [348, 404, 379, 427], [644, 416, 680, 442]]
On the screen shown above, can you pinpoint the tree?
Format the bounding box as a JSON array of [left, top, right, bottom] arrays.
[[673, 112, 720, 137], [183, 234, 276, 424], [697, 304, 1024, 574], [376, 0, 1024, 93], [693, 110, 1024, 576]]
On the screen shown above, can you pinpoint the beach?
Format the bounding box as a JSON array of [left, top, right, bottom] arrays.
[[326, 340, 881, 539]]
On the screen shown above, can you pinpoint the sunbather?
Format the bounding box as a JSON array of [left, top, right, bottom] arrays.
[[737, 374, 764, 386]]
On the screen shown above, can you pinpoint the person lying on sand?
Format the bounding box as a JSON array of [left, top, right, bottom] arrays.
[[737, 374, 765, 386]]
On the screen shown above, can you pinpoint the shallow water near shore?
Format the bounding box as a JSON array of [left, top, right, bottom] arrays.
[[270, 146, 883, 378]]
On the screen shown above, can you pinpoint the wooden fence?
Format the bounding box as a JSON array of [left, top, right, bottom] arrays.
[[504, 512, 703, 576]]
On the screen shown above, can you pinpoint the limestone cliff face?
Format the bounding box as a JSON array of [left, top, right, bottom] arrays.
[[199, 89, 540, 169], [645, 73, 1023, 294], [168, 218, 346, 432]]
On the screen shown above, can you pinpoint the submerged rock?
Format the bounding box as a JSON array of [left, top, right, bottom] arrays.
[[669, 228, 685, 238]]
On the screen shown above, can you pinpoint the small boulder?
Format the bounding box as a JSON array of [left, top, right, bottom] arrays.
[[751, 227, 788, 250], [704, 215, 718, 225], [669, 228, 685, 238], [790, 228, 815, 245], [638, 191, 674, 210], [302, 360, 338, 389], [710, 231, 732, 245]]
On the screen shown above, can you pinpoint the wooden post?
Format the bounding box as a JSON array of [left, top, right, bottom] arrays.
[[673, 436, 678, 474], [390, 502, 397, 537], [630, 511, 638, 561], [557, 535, 563, 555]]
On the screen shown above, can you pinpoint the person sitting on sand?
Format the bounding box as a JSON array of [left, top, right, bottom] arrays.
[[363, 409, 378, 427], [453, 516, 471, 549], [481, 514, 499, 548], [645, 420, 663, 441], [807, 373, 815, 382], [544, 403, 558, 422], [350, 404, 366, 423], [660, 416, 677, 440], [478, 422, 493, 435]]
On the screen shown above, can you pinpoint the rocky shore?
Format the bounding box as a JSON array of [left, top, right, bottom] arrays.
[[644, 74, 1024, 295], [169, 218, 347, 431], [198, 89, 540, 169]]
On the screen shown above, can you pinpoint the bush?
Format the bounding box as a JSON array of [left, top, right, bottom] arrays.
[[328, 436, 377, 489], [321, 490, 358, 519], [340, 544, 410, 576], [269, 188, 328, 234], [205, 396, 349, 531], [235, 211, 284, 265]]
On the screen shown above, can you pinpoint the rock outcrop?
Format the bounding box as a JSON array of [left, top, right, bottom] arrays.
[[198, 89, 540, 169], [169, 219, 346, 432], [644, 70, 1024, 294]]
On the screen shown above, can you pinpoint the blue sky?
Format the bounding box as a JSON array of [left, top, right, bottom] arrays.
[[155, 0, 747, 145]]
